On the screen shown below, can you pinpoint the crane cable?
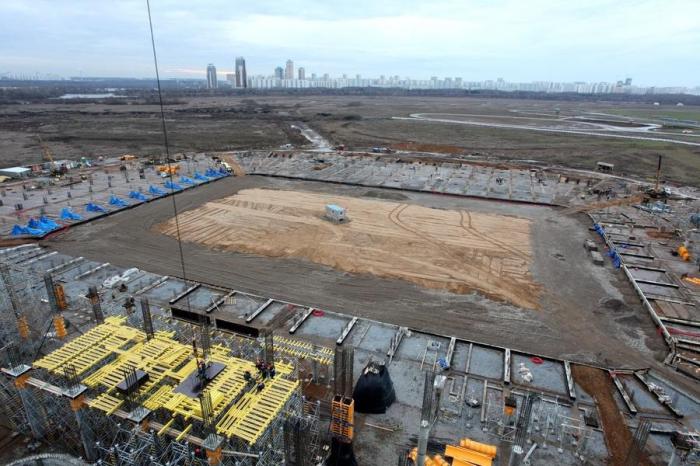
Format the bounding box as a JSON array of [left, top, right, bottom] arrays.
[[146, 0, 200, 350], [146, 0, 189, 286]]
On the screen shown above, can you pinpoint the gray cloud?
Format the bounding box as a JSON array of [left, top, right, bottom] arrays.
[[0, 0, 698, 86]]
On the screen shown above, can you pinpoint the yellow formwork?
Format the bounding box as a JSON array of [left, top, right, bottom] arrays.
[[143, 384, 175, 411], [88, 392, 124, 415], [35, 318, 300, 445], [33, 316, 143, 375], [217, 377, 298, 444], [275, 336, 333, 365]]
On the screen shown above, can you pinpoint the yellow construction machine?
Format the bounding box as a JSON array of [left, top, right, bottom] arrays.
[[157, 164, 181, 177]]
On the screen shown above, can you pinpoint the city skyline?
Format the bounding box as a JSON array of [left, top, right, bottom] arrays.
[[1, 1, 699, 88], [5, 54, 699, 95], [183, 57, 697, 94]]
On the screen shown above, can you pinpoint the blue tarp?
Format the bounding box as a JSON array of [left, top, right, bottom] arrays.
[[164, 180, 183, 190], [180, 176, 195, 185], [60, 207, 82, 221], [11, 225, 26, 236], [193, 172, 209, 181], [11, 224, 45, 236], [109, 195, 129, 207], [39, 216, 59, 230], [204, 168, 221, 178], [593, 223, 605, 236], [86, 202, 107, 213], [27, 218, 43, 230], [607, 248, 621, 268], [149, 185, 166, 196], [129, 191, 148, 201]]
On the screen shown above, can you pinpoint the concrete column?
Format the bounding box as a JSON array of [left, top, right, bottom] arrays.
[[73, 400, 97, 461], [17, 378, 46, 439], [416, 419, 430, 466]]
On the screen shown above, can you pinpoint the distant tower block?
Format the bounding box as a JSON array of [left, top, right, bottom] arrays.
[[325, 204, 347, 223]]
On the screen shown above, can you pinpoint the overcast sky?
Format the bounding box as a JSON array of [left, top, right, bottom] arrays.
[[1, 0, 698, 86]]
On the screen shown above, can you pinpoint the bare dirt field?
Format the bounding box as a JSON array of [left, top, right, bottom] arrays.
[[2, 95, 699, 185], [155, 188, 539, 308]]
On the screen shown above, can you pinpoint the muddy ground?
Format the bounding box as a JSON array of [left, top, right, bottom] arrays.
[[1, 95, 699, 186], [43, 175, 666, 368]]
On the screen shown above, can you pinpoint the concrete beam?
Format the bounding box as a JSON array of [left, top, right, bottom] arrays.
[[75, 262, 109, 280], [289, 307, 313, 334], [622, 264, 673, 346], [46, 256, 84, 275], [465, 343, 473, 374], [628, 265, 668, 273], [503, 349, 511, 385], [635, 278, 679, 289], [134, 276, 169, 296], [634, 371, 683, 418], [246, 298, 274, 323], [17, 251, 57, 265], [5, 247, 43, 263], [169, 283, 201, 305], [619, 252, 655, 260], [206, 291, 236, 314], [651, 296, 696, 306], [446, 337, 456, 368], [20, 251, 57, 265], [564, 361, 576, 400], [610, 372, 637, 415], [387, 327, 407, 363], [336, 317, 358, 345], [0, 244, 34, 256], [659, 316, 700, 328], [480, 381, 488, 423]]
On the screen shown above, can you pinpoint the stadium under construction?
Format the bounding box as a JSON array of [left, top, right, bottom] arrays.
[[0, 150, 699, 466]]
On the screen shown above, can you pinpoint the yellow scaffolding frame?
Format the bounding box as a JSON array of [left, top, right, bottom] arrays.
[[34, 318, 300, 445], [33, 316, 143, 375], [275, 336, 333, 365]]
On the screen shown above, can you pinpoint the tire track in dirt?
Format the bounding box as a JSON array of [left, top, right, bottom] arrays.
[[386, 203, 533, 306], [460, 210, 529, 261]]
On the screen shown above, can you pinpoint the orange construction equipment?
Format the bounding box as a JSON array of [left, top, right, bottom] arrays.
[[504, 394, 517, 416], [678, 246, 690, 262], [53, 314, 67, 339], [17, 315, 30, 339], [206, 447, 223, 465], [408, 448, 449, 466], [684, 276, 700, 286], [54, 283, 67, 311], [444, 438, 498, 466], [330, 396, 354, 441], [157, 164, 180, 176]]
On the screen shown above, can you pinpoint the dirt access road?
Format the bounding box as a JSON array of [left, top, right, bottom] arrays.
[[43, 175, 665, 367]]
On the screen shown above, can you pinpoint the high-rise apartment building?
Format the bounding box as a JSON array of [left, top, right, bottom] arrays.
[[284, 59, 294, 80], [298, 67, 305, 80], [206, 64, 217, 89], [235, 57, 247, 88], [274, 66, 284, 80]]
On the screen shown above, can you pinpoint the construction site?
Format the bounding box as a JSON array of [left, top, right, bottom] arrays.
[[0, 141, 698, 466]]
